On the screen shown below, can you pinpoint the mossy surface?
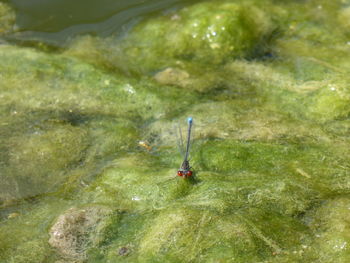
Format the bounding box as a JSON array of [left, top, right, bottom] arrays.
[[1, 0, 350, 262]]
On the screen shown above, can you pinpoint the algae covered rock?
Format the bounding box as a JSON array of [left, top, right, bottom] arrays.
[[110, 0, 275, 73], [154, 67, 191, 88], [49, 205, 117, 260]]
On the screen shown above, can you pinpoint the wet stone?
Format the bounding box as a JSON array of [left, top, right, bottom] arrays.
[[118, 246, 130, 256], [154, 67, 190, 87]]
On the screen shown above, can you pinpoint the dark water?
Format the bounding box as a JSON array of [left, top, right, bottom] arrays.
[[9, 0, 199, 45]]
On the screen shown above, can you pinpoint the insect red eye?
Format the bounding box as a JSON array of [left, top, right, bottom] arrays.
[[177, 171, 183, 176], [186, 171, 192, 177]]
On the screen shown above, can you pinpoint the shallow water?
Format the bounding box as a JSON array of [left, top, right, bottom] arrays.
[[1, 0, 350, 262], [9, 0, 199, 45]]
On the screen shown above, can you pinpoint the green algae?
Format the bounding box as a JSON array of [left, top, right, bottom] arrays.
[[0, 2, 15, 35], [65, 0, 277, 75], [119, 1, 274, 70], [306, 198, 350, 262], [1, 0, 350, 262], [2, 125, 88, 202]]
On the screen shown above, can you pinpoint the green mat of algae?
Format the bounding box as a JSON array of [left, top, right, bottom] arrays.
[[1, 0, 350, 262]]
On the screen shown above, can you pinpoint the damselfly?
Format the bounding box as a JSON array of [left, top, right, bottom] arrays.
[[176, 117, 193, 178]]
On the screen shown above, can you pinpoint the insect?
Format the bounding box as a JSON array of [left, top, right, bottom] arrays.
[[177, 117, 193, 178]]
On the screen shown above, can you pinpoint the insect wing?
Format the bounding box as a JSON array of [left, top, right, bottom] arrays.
[[174, 122, 186, 159]]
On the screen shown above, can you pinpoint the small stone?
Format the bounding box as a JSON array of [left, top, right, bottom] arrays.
[[154, 67, 190, 88], [48, 206, 112, 260], [118, 246, 130, 256]]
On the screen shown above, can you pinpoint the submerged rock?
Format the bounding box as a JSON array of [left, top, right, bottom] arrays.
[[118, 0, 274, 72], [154, 67, 190, 88], [49, 205, 114, 260]]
